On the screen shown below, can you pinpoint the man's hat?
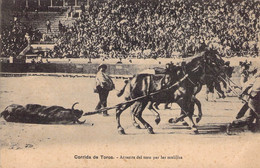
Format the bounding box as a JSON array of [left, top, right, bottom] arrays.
[[98, 63, 107, 71]]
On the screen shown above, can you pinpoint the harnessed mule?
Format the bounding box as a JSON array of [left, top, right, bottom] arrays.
[[116, 51, 224, 134]]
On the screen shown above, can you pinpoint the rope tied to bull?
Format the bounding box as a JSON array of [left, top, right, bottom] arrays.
[[83, 74, 189, 116]]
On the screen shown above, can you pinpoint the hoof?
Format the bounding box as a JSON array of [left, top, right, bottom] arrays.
[[155, 118, 161, 125], [168, 118, 178, 124], [196, 117, 201, 123], [191, 127, 199, 134], [118, 129, 126, 135], [118, 127, 125, 135], [168, 118, 174, 123], [147, 128, 155, 134], [133, 123, 141, 129], [193, 130, 199, 134], [182, 121, 189, 126]]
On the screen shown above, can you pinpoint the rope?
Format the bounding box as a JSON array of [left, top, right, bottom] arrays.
[[205, 64, 241, 96], [205, 65, 260, 119], [83, 74, 189, 116], [223, 73, 242, 90], [218, 75, 241, 97]]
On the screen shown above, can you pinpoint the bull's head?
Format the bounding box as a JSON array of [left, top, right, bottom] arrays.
[[71, 102, 85, 124]]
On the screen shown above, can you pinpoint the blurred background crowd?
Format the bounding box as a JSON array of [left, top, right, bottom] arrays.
[[1, 0, 259, 59], [0, 19, 42, 58]]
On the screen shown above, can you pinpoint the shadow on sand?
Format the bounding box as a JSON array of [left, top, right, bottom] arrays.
[[161, 123, 249, 135]]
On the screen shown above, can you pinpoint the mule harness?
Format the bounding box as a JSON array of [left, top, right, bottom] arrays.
[[83, 63, 203, 116]]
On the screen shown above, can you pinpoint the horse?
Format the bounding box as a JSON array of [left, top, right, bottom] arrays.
[[116, 50, 224, 134]]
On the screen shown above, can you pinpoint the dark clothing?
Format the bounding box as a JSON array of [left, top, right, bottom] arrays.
[[229, 83, 260, 131], [58, 22, 63, 33], [95, 69, 114, 115], [231, 109, 258, 130], [46, 21, 51, 33], [95, 86, 110, 114]]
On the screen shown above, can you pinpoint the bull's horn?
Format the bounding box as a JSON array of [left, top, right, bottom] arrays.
[[77, 119, 86, 124], [72, 102, 79, 110]]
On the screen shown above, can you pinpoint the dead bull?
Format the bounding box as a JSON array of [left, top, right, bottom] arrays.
[[0, 102, 86, 124]]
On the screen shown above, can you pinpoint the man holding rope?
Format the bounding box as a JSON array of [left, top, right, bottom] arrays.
[[227, 71, 260, 134], [94, 64, 115, 116]]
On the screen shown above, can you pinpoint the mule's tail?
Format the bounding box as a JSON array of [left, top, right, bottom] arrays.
[[117, 80, 129, 97]]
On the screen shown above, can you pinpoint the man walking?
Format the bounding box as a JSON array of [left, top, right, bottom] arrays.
[[95, 64, 115, 116]]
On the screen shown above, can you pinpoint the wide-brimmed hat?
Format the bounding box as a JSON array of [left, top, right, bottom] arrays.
[[98, 63, 107, 71]]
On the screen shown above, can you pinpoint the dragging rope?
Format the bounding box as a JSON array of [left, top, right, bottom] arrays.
[[218, 72, 260, 119], [219, 75, 241, 97], [83, 74, 189, 116]]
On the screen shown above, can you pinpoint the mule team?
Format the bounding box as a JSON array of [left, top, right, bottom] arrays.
[[1, 48, 259, 135], [115, 49, 259, 135]]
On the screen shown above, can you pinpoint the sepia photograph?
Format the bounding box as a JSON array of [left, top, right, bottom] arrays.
[[0, 0, 260, 167]]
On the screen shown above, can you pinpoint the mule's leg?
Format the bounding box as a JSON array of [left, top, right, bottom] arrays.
[[168, 111, 188, 124], [154, 102, 160, 110], [147, 102, 161, 125], [132, 101, 158, 129], [206, 82, 215, 101], [133, 101, 154, 134], [131, 108, 141, 129], [168, 99, 189, 126], [193, 97, 202, 123], [215, 82, 225, 99], [116, 102, 134, 134], [205, 85, 209, 101], [187, 103, 199, 134], [171, 99, 199, 134]]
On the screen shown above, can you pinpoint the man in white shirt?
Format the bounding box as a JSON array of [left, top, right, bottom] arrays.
[[227, 71, 260, 134], [95, 64, 115, 116]]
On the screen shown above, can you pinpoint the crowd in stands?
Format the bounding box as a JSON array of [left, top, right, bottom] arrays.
[[0, 18, 42, 58], [51, 0, 259, 59], [1, 0, 259, 59]]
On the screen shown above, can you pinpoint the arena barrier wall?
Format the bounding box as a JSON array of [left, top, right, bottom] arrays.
[[0, 63, 166, 76], [0, 62, 243, 88]]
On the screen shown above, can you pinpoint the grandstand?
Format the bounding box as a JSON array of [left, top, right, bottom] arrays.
[[0, 0, 259, 63]]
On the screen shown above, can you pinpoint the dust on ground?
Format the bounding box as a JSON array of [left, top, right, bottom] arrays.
[[1, 76, 260, 168]]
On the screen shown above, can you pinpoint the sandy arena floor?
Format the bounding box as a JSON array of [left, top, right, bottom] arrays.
[[0, 76, 260, 168]]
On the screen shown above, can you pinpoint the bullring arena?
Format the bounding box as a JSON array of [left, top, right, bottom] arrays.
[[1, 58, 260, 168], [1, 0, 260, 167]]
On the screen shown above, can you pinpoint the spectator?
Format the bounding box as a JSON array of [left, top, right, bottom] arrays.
[[25, 33, 31, 45], [46, 19, 51, 33], [58, 21, 63, 33]]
